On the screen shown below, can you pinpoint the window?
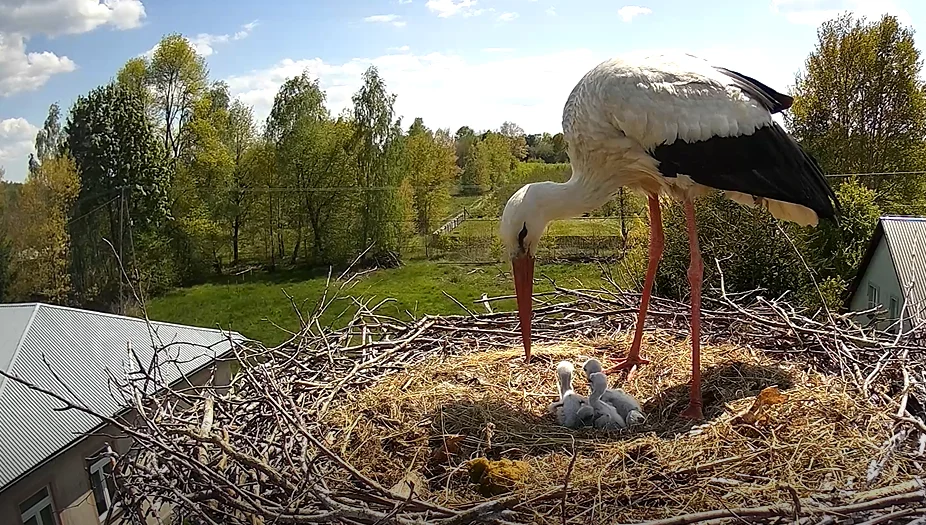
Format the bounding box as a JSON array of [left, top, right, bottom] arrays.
[[88, 453, 117, 520], [19, 486, 56, 525], [890, 295, 900, 320], [867, 282, 881, 309]]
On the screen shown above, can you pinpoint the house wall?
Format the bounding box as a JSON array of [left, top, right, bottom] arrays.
[[848, 235, 907, 331], [0, 359, 232, 525]]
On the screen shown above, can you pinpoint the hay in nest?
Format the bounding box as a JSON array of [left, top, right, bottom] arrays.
[[6, 269, 926, 524], [326, 334, 908, 522]]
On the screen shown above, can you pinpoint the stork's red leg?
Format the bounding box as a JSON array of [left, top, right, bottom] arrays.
[[680, 199, 704, 420], [604, 194, 663, 376]]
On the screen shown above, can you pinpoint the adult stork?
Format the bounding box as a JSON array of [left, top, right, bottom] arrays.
[[499, 52, 840, 420]]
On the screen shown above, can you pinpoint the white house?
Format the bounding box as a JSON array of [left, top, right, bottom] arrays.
[[844, 216, 926, 333], [0, 303, 245, 525]]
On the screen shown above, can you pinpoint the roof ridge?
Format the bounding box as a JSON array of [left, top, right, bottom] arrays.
[[881, 215, 926, 221], [23, 303, 242, 338]]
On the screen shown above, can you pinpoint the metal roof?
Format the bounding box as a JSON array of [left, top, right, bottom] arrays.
[[881, 217, 926, 323], [0, 303, 244, 491], [844, 216, 926, 323]]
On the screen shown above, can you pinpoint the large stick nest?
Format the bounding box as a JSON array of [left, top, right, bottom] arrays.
[[12, 268, 926, 524]]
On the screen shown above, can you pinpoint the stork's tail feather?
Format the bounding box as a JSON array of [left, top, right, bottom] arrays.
[[714, 66, 794, 114]]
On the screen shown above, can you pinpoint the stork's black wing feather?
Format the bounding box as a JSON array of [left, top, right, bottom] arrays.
[[651, 122, 840, 221]]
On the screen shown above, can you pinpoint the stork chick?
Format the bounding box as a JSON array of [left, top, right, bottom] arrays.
[[583, 358, 646, 426], [588, 372, 627, 430], [550, 361, 594, 429]]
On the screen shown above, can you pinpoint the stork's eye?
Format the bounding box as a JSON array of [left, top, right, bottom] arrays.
[[517, 222, 528, 249]]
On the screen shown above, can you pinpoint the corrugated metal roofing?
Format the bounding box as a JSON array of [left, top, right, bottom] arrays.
[[0, 303, 244, 491], [881, 216, 926, 323]]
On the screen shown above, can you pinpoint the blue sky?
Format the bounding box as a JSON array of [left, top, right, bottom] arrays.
[[0, 0, 924, 182]]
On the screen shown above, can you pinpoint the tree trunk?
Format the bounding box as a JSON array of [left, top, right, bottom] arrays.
[[268, 192, 275, 270], [232, 214, 240, 266]]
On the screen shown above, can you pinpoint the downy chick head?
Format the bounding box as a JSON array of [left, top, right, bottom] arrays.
[[582, 358, 603, 378], [625, 409, 647, 426]]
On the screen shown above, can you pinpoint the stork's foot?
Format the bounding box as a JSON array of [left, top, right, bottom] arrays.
[[680, 401, 704, 421], [602, 356, 650, 376]]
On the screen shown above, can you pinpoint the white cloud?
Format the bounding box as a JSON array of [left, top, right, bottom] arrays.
[[0, 0, 146, 36], [770, 0, 912, 26], [399, 0, 412, 3], [389, 45, 411, 52], [141, 20, 258, 58], [223, 45, 799, 148], [234, 20, 259, 40], [546, 6, 556, 15], [497, 12, 518, 21], [226, 49, 608, 136], [0, 0, 143, 98], [0, 33, 76, 96], [0, 117, 39, 182], [426, 0, 484, 18], [618, 5, 652, 22], [363, 14, 407, 27]]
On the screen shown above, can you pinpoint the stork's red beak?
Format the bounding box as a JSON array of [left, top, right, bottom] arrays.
[[512, 254, 534, 362]]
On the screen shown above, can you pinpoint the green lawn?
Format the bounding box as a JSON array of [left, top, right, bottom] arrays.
[[454, 218, 625, 237], [145, 261, 617, 347]]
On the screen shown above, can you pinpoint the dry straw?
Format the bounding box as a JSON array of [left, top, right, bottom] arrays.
[[5, 266, 926, 524]]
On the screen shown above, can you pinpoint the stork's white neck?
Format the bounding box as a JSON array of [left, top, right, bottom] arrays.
[[528, 176, 617, 224]]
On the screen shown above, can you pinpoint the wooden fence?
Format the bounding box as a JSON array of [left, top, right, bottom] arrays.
[[432, 208, 469, 235]]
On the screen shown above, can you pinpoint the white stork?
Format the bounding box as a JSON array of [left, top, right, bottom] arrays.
[[499, 53, 840, 420]]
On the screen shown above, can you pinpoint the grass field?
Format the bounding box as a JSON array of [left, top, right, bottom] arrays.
[[453, 217, 626, 237], [146, 261, 620, 347]]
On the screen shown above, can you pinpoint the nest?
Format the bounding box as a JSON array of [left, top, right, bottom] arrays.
[[328, 337, 900, 515], [7, 269, 926, 524]]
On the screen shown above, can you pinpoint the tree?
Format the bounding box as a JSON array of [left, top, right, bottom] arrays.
[[9, 156, 79, 302], [787, 13, 926, 213], [266, 72, 335, 264], [116, 57, 156, 121], [146, 34, 209, 165], [351, 66, 408, 265], [461, 142, 490, 195], [225, 100, 258, 265], [551, 133, 569, 163], [34, 103, 65, 164], [0, 167, 12, 301], [454, 126, 476, 171], [65, 83, 171, 309], [265, 72, 328, 143], [480, 131, 515, 186], [404, 119, 458, 233], [499, 121, 528, 161]]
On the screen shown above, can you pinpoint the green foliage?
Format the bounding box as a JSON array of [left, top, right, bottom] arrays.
[[787, 12, 926, 213], [0, 169, 11, 301], [351, 65, 409, 265], [146, 34, 209, 162], [65, 82, 171, 308], [525, 132, 569, 163], [8, 156, 80, 303], [655, 194, 809, 302], [499, 121, 528, 161], [265, 72, 329, 142], [460, 131, 515, 195], [804, 178, 880, 280], [34, 103, 65, 165], [405, 120, 459, 233]]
